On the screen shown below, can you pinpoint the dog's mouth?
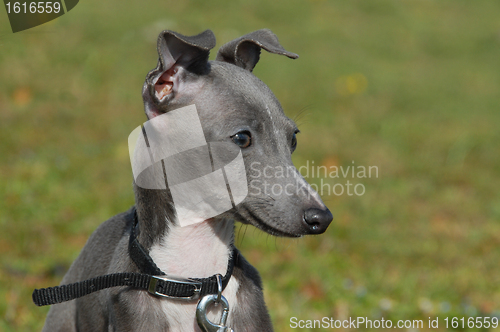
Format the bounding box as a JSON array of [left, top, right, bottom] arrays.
[[234, 204, 305, 238], [253, 220, 303, 238]]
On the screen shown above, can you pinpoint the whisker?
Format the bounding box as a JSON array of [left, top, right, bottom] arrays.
[[293, 105, 314, 127]]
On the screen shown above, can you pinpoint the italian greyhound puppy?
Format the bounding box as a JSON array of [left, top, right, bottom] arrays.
[[40, 29, 332, 331]]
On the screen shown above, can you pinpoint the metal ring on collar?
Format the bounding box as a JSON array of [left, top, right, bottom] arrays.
[[215, 274, 223, 303]]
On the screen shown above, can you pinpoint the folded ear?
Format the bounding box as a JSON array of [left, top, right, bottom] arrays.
[[145, 30, 216, 108], [156, 29, 215, 72], [215, 29, 298, 72]]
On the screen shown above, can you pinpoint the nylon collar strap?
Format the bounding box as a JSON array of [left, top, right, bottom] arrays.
[[32, 208, 238, 306]]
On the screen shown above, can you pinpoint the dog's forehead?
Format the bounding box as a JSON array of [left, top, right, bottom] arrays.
[[207, 61, 274, 99], [196, 61, 296, 132]]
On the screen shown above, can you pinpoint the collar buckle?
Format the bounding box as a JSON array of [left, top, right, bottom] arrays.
[[148, 275, 202, 300]]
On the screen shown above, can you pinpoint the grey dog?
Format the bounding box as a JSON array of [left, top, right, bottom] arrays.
[[39, 29, 332, 331]]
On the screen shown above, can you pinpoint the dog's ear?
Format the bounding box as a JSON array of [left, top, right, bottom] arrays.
[[156, 29, 215, 73], [215, 29, 298, 72], [145, 30, 215, 114]]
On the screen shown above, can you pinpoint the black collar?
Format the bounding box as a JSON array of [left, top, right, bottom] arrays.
[[32, 208, 238, 306]]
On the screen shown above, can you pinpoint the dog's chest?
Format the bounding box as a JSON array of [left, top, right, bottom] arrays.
[[154, 277, 240, 331], [148, 220, 239, 331]]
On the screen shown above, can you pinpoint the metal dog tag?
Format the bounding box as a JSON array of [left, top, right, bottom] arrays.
[[196, 294, 234, 332]]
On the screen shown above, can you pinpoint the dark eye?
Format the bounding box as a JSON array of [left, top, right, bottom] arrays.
[[291, 132, 298, 152], [231, 131, 252, 148]]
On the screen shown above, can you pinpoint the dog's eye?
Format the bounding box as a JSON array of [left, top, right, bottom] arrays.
[[231, 131, 252, 148], [291, 132, 298, 152]]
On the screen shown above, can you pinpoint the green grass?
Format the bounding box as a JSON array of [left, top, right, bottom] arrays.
[[1, 0, 500, 330]]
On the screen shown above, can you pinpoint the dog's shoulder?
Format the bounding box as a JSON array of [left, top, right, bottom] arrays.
[[86, 207, 134, 246], [77, 207, 134, 259], [233, 248, 263, 290], [61, 207, 135, 283], [231, 249, 274, 331]]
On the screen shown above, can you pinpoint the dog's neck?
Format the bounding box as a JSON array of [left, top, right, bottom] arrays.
[[147, 217, 234, 278], [135, 200, 234, 278], [134, 183, 235, 278]]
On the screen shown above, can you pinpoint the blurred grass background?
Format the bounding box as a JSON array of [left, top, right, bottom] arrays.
[[1, 0, 500, 331]]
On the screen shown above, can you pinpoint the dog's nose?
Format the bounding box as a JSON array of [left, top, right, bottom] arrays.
[[303, 208, 333, 234]]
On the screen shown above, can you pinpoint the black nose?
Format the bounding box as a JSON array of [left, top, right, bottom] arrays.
[[303, 208, 333, 234]]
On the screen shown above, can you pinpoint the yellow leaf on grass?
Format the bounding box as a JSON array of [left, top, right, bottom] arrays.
[[13, 87, 32, 106]]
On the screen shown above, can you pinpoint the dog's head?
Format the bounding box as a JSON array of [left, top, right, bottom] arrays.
[[137, 29, 332, 237]]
